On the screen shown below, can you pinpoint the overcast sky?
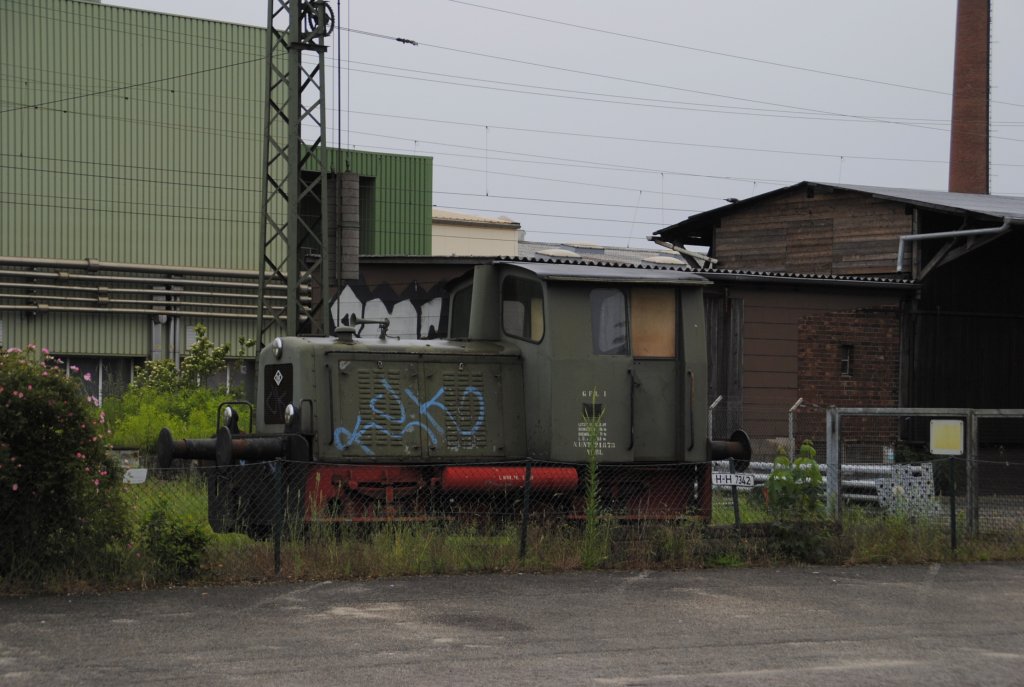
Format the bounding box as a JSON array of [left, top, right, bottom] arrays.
[[109, 0, 1024, 248]]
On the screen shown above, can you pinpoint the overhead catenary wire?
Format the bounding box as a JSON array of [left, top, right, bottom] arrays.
[[349, 110, 1024, 166], [341, 28, 989, 142], [8, 0, 1022, 156], [5, 1, 1023, 237], [2, 150, 725, 213], [448, 0, 1024, 110]]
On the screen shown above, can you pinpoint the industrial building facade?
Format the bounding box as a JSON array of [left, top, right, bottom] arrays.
[[2, 0, 432, 397]]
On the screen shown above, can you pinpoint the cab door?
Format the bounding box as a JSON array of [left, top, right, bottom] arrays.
[[576, 287, 633, 461], [629, 287, 680, 461]]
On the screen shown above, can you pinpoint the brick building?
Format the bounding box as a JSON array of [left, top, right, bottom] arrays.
[[655, 181, 1024, 450]]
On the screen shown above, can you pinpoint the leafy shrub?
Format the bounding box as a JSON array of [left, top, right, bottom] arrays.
[[0, 346, 129, 579], [107, 324, 253, 454], [766, 440, 824, 521], [111, 386, 237, 454], [141, 505, 211, 580]]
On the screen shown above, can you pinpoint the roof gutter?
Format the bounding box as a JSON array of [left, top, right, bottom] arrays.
[[896, 219, 1012, 273], [701, 272, 917, 290]]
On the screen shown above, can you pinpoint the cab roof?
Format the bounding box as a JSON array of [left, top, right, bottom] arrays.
[[497, 260, 711, 286]]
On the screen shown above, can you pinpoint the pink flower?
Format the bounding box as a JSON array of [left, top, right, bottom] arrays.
[[11, 484, 17, 491], [93, 479, 100, 486], [42, 348, 49, 355], [83, 372, 92, 382]]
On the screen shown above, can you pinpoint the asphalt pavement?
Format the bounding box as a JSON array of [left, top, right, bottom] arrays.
[[2, 562, 1024, 686]]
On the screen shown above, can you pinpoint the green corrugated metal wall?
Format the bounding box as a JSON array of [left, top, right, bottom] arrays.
[[324, 149, 433, 256], [2, 312, 149, 357], [2, 0, 266, 270], [3, 1, 432, 266], [1, 0, 433, 357]]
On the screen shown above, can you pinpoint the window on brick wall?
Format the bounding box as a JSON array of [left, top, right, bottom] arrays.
[[840, 344, 854, 377]]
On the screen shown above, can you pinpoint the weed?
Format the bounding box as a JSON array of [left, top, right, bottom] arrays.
[[581, 388, 605, 569]]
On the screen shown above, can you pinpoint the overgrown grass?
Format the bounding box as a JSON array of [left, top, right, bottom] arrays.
[[710, 488, 773, 526], [7, 474, 1024, 594]]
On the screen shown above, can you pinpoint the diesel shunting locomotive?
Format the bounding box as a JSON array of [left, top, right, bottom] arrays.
[[160, 259, 750, 533]]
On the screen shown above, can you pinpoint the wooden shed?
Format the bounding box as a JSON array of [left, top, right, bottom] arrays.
[[655, 181, 1024, 448]]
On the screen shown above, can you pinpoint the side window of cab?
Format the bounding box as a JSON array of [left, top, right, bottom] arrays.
[[591, 288, 628, 355], [502, 276, 545, 343], [448, 284, 472, 339]]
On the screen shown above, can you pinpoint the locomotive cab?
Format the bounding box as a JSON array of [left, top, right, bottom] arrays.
[[448, 262, 712, 465]]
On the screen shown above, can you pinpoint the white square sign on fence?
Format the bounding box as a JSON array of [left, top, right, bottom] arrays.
[[929, 419, 964, 456], [123, 468, 148, 484]]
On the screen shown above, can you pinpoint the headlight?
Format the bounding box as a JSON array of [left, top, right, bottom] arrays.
[[271, 337, 284, 359], [283, 403, 297, 427]]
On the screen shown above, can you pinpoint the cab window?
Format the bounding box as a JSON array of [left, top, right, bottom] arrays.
[[502, 276, 544, 343], [449, 285, 472, 339], [631, 288, 676, 357], [591, 288, 628, 355]]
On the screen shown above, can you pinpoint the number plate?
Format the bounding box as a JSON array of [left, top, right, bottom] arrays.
[[712, 471, 754, 487]]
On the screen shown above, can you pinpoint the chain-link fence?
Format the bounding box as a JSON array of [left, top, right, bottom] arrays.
[[91, 404, 1024, 585], [125, 459, 716, 569], [825, 407, 1024, 553]]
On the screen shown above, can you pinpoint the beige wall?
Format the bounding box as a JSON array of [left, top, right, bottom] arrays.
[[432, 222, 520, 257]]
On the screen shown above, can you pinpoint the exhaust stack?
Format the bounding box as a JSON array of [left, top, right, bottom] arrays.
[[948, 0, 990, 194]]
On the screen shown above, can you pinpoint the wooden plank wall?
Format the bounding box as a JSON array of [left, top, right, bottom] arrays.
[[738, 287, 902, 440], [715, 188, 912, 275]]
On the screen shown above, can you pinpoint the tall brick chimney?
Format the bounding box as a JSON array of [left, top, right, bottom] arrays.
[[948, 0, 990, 194]]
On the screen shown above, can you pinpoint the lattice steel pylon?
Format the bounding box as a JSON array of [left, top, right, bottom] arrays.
[[258, 0, 335, 343]]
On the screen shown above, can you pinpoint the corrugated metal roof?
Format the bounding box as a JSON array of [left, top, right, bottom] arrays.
[[518, 240, 686, 265], [499, 260, 711, 286], [656, 181, 1024, 239], [512, 257, 914, 288], [822, 183, 1024, 222]]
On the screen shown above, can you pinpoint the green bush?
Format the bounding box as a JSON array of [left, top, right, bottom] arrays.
[[766, 440, 824, 521], [111, 385, 237, 454], [141, 505, 211, 580], [106, 324, 253, 454], [0, 346, 129, 579]]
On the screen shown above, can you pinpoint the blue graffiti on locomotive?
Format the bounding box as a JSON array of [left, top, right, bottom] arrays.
[[333, 378, 486, 455]]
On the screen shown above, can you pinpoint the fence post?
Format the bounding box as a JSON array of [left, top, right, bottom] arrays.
[[273, 459, 283, 576], [708, 395, 723, 442], [825, 407, 841, 521], [729, 457, 741, 526], [949, 455, 958, 553], [788, 398, 803, 460], [966, 410, 979, 537], [519, 458, 533, 561]]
